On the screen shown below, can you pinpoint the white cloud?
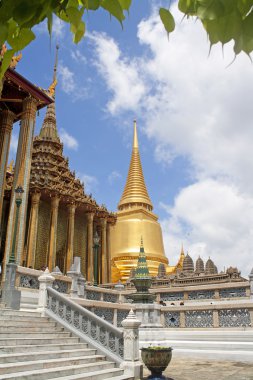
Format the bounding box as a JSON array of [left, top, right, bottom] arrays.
[[35, 17, 65, 39], [92, 6, 253, 275], [58, 63, 75, 94], [59, 128, 78, 150], [77, 173, 98, 195], [108, 170, 122, 185], [90, 32, 146, 115], [58, 63, 88, 100], [71, 50, 87, 64], [161, 180, 253, 276]]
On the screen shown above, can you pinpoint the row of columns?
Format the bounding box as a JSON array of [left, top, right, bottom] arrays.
[[25, 194, 111, 283], [0, 98, 37, 278]]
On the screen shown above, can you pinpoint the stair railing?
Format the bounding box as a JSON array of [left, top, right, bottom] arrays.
[[46, 286, 124, 365]]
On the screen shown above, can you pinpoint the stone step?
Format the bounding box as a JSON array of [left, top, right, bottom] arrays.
[[0, 343, 88, 354], [0, 310, 41, 317], [0, 319, 56, 327], [0, 332, 71, 338], [174, 348, 253, 362], [0, 326, 64, 333], [55, 368, 131, 380], [0, 337, 79, 346], [169, 340, 253, 351], [0, 348, 97, 363], [141, 329, 253, 343], [1, 361, 115, 379], [0, 315, 49, 322], [0, 355, 105, 375]]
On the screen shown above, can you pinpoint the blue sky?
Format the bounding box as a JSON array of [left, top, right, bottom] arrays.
[[10, 1, 253, 275]]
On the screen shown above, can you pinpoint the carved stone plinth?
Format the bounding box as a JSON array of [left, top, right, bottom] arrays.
[[1, 262, 21, 310], [121, 309, 142, 379], [37, 268, 55, 316], [134, 303, 163, 328]]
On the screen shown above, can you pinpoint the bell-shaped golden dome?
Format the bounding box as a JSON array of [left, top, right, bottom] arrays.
[[111, 121, 168, 282]]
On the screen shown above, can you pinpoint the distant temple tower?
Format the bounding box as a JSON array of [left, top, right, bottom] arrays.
[[110, 121, 168, 281]]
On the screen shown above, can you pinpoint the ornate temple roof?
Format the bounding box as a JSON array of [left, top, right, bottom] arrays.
[[205, 258, 217, 274], [118, 121, 153, 211], [182, 253, 194, 273], [195, 256, 204, 274], [39, 103, 60, 143]]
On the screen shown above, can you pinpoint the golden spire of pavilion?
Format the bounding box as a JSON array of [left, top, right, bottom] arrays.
[[118, 120, 153, 211], [39, 45, 60, 143]]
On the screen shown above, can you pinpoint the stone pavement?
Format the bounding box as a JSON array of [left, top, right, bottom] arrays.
[[143, 358, 253, 380]]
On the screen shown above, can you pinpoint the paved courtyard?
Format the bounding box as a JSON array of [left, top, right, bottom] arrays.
[[143, 358, 253, 380]]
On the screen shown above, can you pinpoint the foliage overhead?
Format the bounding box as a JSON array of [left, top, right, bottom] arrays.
[[0, 0, 253, 79]]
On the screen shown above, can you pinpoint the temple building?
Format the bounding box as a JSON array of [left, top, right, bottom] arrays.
[[0, 50, 116, 285]]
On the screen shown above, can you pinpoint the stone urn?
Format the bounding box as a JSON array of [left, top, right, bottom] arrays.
[[141, 346, 173, 380]]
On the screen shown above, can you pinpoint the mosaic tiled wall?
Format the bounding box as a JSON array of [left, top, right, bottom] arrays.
[[73, 213, 87, 275], [185, 310, 213, 328], [219, 288, 246, 298], [35, 199, 51, 269], [164, 311, 180, 327], [219, 309, 251, 327], [188, 290, 215, 300], [160, 292, 184, 301], [56, 206, 68, 272]]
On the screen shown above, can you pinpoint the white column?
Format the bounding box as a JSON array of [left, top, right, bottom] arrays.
[[37, 268, 55, 316], [121, 309, 142, 379]]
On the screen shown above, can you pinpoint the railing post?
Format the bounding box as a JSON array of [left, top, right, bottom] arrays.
[[77, 275, 86, 297], [67, 257, 81, 298], [249, 268, 253, 298], [37, 268, 55, 316], [121, 309, 142, 379]]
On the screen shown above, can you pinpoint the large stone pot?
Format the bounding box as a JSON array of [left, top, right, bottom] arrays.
[[141, 347, 173, 380]]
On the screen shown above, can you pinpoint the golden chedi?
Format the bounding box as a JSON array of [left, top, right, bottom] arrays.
[[110, 121, 168, 282]]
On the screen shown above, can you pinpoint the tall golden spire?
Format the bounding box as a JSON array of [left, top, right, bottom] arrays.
[[39, 45, 60, 142], [118, 120, 153, 210]]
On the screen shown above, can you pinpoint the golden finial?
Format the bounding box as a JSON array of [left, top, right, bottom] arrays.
[[180, 243, 185, 256], [9, 52, 22, 69], [140, 236, 144, 248], [0, 44, 7, 60], [133, 119, 138, 149], [48, 44, 59, 97], [7, 159, 14, 173], [118, 120, 153, 210]]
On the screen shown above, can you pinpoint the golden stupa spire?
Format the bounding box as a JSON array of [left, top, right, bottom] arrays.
[[48, 44, 59, 98], [39, 45, 60, 142], [118, 120, 153, 211]]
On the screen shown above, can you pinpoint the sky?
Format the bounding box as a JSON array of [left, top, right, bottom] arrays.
[[9, 1, 253, 276]]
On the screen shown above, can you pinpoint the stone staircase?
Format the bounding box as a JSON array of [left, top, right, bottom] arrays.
[[140, 328, 253, 362], [0, 309, 132, 380]]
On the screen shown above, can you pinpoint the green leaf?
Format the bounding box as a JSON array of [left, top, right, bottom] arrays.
[[159, 8, 175, 33], [72, 20, 85, 43], [0, 24, 8, 46], [8, 28, 35, 50], [197, 0, 225, 21], [118, 0, 132, 11], [66, 7, 82, 27], [0, 49, 13, 80], [178, 0, 196, 15], [101, 0, 125, 24], [13, 1, 37, 26], [82, 0, 100, 10], [237, 0, 253, 17], [47, 12, 53, 36]]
